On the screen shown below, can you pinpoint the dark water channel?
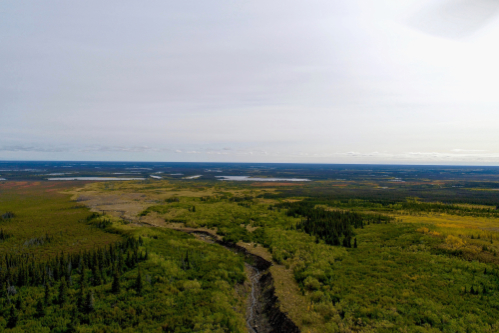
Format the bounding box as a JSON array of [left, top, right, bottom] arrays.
[[187, 231, 300, 333]]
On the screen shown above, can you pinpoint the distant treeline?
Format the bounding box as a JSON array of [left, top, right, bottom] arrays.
[[277, 201, 393, 248], [260, 188, 499, 217], [259, 185, 499, 207], [398, 200, 499, 218], [296, 198, 499, 218]]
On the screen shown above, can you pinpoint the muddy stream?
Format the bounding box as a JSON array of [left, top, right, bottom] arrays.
[[178, 230, 300, 333]]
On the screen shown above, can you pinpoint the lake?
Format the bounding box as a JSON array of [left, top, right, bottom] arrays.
[[215, 176, 310, 181], [47, 177, 145, 181]]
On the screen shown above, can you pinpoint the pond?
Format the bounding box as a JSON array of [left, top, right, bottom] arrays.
[[215, 176, 310, 181], [47, 177, 145, 181]]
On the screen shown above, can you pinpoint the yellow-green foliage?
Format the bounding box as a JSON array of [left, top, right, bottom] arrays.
[[402, 214, 499, 262], [0, 182, 121, 259], [75, 181, 499, 332]]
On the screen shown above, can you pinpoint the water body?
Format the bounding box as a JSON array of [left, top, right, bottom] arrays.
[[48, 177, 145, 181], [0, 178, 6, 181], [184, 175, 202, 179], [216, 176, 310, 182], [150, 175, 162, 179]]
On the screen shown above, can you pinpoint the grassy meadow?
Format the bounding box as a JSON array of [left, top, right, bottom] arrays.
[[0, 181, 121, 258]]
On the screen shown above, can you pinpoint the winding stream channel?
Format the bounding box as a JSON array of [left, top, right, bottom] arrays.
[[75, 191, 300, 332], [186, 230, 300, 333], [246, 265, 261, 333]]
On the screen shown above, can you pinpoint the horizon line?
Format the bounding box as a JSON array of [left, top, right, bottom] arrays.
[[1, 159, 499, 168]]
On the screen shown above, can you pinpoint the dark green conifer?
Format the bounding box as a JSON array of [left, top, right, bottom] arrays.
[[118, 251, 124, 273], [44, 282, 51, 305], [35, 299, 45, 317], [135, 268, 143, 295], [354, 238, 358, 248], [111, 271, 120, 294], [92, 266, 102, 286], [15, 295, 23, 310], [85, 290, 95, 313], [126, 251, 131, 268], [185, 251, 191, 270], [59, 276, 68, 305], [7, 306, 18, 328], [77, 284, 85, 311]]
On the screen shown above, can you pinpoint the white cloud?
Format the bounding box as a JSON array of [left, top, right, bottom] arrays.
[[451, 149, 488, 152], [1, 1, 499, 164]]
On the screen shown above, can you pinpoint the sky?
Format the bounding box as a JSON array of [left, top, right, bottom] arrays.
[[2, 0, 499, 165]]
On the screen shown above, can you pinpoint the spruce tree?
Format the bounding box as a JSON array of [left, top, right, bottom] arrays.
[[79, 263, 87, 289], [0, 282, 6, 298], [59, 277, 68, 305], [118, 251, 124, 273], [135, 268, 143, 295], [111, 271, 120, 294], [85, 291, 95, 313], [15, 295, 23, 311], [7, 306, 18, 328], [92, 266, 102, 286], [36, 299, 45, 317], [44, 282, 51, 305], [354, 238, 358, 248], [77, 283, 85, 312]]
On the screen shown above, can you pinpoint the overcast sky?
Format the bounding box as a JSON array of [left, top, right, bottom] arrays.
[[2, 0, 499, 164]]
